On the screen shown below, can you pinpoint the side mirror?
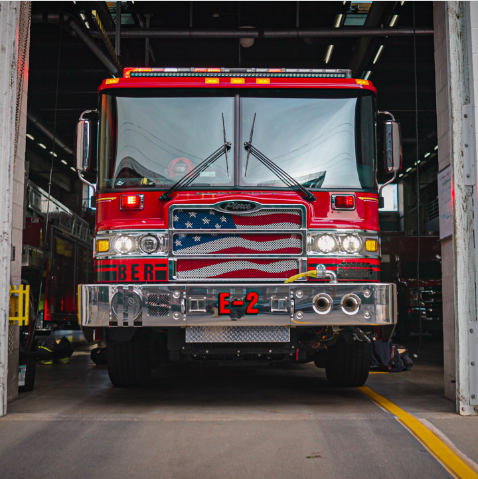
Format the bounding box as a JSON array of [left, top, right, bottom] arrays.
[[75, 110, 97, 172], [383, 120, 402, 173]]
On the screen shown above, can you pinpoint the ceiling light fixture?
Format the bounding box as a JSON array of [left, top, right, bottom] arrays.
[[363, 71, 372, 80], [334, 14, 343, 28], [49, 151, 58, 157], [26, 134, 34, 140], [70, 167, 76, 171], [324, 45, 334, 64], [434, 145, 438, 150], [239, 26, 255, 48], [213, 13, 220, 18], [80, 13, 86, 20], [38, 143, 46, 149], [61, 159, 67, 165], [424, 152, 430, 158], [399, 173, 403, 178], [389, 15, 399, 27], [373, 45, 384, 64], [406, 167, 412, 172]]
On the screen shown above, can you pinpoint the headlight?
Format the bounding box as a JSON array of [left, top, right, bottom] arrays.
[[114, 235, 134, 254], [315, 234, 338, 253], [342, 235, 362, 253], [139, 234, 159, 254]]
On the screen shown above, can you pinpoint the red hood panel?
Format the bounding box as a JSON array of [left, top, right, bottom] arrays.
[[96, 190, 379, 232]]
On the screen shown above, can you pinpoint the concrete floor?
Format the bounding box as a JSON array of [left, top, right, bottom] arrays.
[[1, 333, 477, 479]]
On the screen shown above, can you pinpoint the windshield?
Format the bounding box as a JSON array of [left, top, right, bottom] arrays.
[[240, 92, 375, 188], [99, 92, 234, 189], [99, 89, 375, 191]]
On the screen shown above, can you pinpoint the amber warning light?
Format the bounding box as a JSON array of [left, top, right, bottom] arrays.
[[120, 194, 144, 210], [331, 195, 355, 210]]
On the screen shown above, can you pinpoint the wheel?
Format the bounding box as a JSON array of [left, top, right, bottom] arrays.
[[325, 337, 371, 387], [107, 331, 152, 387]]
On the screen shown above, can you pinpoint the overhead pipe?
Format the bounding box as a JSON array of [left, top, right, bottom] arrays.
[[32, 12, 120, 76], [27, 111, 74, 156], [89, 27, 434, 40]]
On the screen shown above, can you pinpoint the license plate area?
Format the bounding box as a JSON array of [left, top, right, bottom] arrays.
[[185, 285, 291, 327]]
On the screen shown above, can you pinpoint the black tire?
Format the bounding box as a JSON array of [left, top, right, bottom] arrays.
[[107, 331, 151, 387], [325, 337, 371, 387]]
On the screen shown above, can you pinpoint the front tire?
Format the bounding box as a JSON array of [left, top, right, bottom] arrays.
[[325, 337, 371, 387], [107, 331, 152, 387]]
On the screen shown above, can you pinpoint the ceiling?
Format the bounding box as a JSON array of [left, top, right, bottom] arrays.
[[26, 1, 437, 205]]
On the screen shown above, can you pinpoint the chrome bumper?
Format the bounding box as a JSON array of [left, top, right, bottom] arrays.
[[79, 283, 397, 327]]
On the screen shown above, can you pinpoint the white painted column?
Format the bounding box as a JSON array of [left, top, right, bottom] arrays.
[[0, 2, 20, 417], [444, 2, 478, 416]]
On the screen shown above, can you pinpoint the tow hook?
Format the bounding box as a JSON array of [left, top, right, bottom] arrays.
[[351, 326, 371, 344]]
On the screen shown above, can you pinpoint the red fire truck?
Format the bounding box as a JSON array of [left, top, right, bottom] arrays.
[[21, 181, 93, 347], [76, 67, 401, 387]]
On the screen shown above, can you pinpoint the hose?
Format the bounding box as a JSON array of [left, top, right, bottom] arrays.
[[284, 270, 318, 283]]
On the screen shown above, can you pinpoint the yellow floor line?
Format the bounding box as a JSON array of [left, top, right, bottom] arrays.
[[359, 386, 478, 479]]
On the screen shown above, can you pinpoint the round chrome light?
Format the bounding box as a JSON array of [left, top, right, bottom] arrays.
[[341, 235, 362, 253], [114, 235, 134, 254], [315, 234, 337, 253], [111, 291, 142, 320], [139, 234, 159, 254]]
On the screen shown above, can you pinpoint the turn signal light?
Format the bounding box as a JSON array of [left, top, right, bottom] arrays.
[[365, 239, 379, 252], [96, 239, 109, 253], [120, 194, 144, 210], [332, 195, 355, 210]]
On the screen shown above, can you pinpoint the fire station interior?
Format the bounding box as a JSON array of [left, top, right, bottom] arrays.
[[2, 2, 478, 478]]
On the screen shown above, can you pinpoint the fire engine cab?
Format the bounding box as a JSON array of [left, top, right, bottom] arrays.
[[76, 67, 401, 387]]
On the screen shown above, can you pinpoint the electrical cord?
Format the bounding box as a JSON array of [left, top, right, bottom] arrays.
[[412, 1, 423, 359]]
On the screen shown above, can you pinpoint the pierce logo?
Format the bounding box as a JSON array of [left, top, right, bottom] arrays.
[[217, 201, 259, 213]]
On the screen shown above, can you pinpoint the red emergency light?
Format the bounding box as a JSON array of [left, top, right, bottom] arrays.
[[331, 195, 355, 210], [120, 194, 144, 210]]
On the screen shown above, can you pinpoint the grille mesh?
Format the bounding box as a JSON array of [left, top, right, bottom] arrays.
[[172, 208, 303, 230], [147, 294, 170, 316], [177, 259, 299, 280], [173, 233, 302, 255]]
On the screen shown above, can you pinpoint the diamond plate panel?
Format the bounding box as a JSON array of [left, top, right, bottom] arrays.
[[185, 326, 290, 343]]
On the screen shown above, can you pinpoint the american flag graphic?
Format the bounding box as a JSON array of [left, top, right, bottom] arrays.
[[176, 259, 299, 280], [173, 233, 302, 255], [172, 208, 302, 230]]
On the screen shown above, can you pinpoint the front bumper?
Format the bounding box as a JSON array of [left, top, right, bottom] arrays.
[[79, 282, 397, 327]]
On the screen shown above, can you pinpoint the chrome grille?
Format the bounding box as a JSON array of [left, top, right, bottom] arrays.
[[176, 259, 300, 280], [172, 233, 303, 255], [172, 207, 303, 230]]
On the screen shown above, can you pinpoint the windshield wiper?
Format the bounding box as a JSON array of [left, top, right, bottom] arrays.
[[243, 113, 316, 202], [160, 114, 231, 201]]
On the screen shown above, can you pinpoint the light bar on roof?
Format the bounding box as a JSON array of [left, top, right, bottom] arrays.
[[123, 67, 352, 79]]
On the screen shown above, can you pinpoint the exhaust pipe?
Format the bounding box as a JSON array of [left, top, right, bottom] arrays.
[[341, 294, 361, 315], [312, 293, 333, 315]]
